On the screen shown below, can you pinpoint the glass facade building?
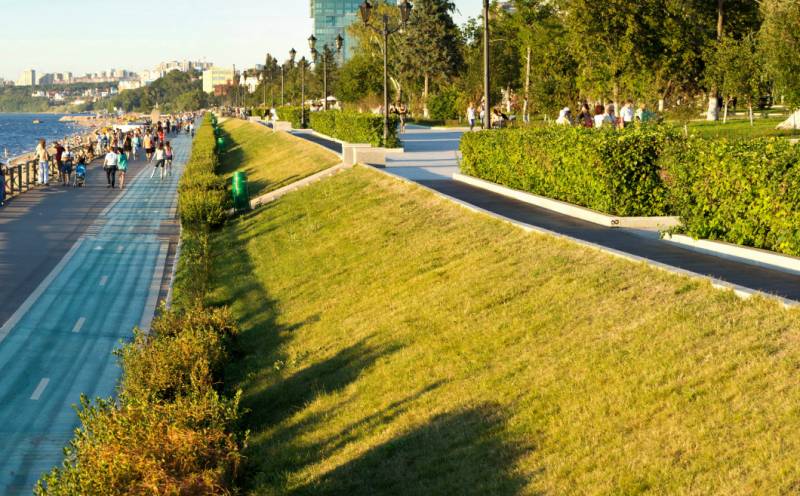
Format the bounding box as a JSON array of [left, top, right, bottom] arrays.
[[310, 0, 396, 62]]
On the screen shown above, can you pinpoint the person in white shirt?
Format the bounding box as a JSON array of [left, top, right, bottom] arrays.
[[620, 100, 635, 128], [151, 143, 167, 180], [467, 103, 477, 131], [556, 107, 573, 126], [103, 147, 118, 188]]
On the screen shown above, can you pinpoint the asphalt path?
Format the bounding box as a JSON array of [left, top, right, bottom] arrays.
[[0, 133, 190, 494]]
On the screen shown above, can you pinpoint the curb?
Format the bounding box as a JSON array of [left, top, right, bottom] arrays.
[[662, 233, 800, 277], [453, 173, 681, 230]]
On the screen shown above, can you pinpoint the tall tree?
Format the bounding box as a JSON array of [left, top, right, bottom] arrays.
[[396, 0, 463, 115], [759, 0, 800, 128]]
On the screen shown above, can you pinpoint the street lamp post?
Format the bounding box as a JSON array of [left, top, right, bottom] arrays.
[[483, 0, 491, 130], [309, 34, 344, 111], [289, 48, 297, 106], [299, 56, 309, 128], [359, 0, 413, 144], [263, 55, 269, 109]]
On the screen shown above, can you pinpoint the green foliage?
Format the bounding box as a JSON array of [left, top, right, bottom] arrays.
[[0, 87, 52, 112], [279, 106, 308, 129], [108, 70, 207, 113], [337, 53, 383, 104], [460, 126, 679, 216], [428, 88, 462, 121], [704, 34, 765, 107], [760, 0, 800, 108], [179, 114, 229, 229], [309, 110, 400, 148], [663, 137, 800, 256]]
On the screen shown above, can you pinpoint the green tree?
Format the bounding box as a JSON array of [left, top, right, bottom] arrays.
[[759, 0, 800, 123], [337, 53, 383, 104], [704, 34, 764, 124]]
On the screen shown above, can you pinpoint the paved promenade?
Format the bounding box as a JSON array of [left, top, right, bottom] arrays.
[[297, 125, 800, 302], [0, 135, 189, 494]]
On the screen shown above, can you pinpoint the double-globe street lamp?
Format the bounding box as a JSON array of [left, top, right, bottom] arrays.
[[359, 0, 413, 144], [309, 33, 343, 111]]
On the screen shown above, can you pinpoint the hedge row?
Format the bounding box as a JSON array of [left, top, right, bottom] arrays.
[[280, 106, 308, 129], [179, 113, 229, 229], [309, 110, 400, 148], [461, 126, 800, 256], [36, 307, 243, 495], [461, 126, 677, 217], [663, 137, 800, 256]]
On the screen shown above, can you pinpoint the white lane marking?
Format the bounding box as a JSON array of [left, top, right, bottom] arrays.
[[94, 245, 103, 251], [0, 240, 84, 343], [30, 378, 50, 400], [99, 276, 108, 287], [72, 317, 86, 333], [117, 246, 124, 253]]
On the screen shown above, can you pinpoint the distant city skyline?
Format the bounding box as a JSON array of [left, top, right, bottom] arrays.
[[0, 0, 483, 81]]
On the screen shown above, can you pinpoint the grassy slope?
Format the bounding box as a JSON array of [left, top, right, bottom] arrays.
[[211, 167, 800, 495], [219, 119, 340, 198], [685, 116, 800, 140]]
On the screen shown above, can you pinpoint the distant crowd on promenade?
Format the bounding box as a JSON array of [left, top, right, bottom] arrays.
[[6, 113, 197, 195], [464, 100, 658, 131]]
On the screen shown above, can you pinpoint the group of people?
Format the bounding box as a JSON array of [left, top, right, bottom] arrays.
[[556, 101, 656, 129], [467, 103, 512, 131], [34, 138, 93, 187]]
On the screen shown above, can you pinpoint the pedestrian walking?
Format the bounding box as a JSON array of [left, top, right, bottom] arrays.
[[103, 147, 118, 188], [397, 102, 408, 133], [35, 139, 50, 186], [620, 100, 635, 128], [144, 133, 154, 161], [131, 132, 140, 160], [151, 143, 166, 180], [577, 103, 594, 128], [165, 141, 173, 176], [467, 103, 477, 131], [53, 141, 65, 184], [61, 146, 74, 186], [117, 147, 128, 189]]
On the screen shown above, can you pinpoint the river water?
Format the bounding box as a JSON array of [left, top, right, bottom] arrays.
[[0, 113, 83, 160]]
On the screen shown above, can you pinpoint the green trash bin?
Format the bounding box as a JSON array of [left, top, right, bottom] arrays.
[[232, 171, 250, 213]]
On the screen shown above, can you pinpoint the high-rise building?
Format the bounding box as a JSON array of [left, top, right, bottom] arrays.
[[17, 69, 36, 87], [310, 0, 396, 62]]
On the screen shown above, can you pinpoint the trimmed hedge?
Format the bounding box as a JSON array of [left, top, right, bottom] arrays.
[[461, 126, 678, 217], [280, 106, 308, 129], [663, 137, 800, 256], [179, 114, 229, 229], [309, 110, 400, 148]]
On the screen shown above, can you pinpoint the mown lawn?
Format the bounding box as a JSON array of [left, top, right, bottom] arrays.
[[219, 119, 340, 198], [210, 166, 800, 495], [685, 115, 800, 140]]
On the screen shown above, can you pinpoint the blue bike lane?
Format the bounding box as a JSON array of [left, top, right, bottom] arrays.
[[0, 134, 191, 494]]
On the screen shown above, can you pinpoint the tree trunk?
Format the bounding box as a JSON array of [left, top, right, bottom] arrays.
[[658, 98, 665, 112], [423, 73, 430, 119], [707, 94, 720, 121], [749, 101, 754, 126], [717, 0, 725, 39], [723, 98, 728, 124], [506, 85, 512, 114], [523, 45, 531, 123], [613, 82, 620, 114]]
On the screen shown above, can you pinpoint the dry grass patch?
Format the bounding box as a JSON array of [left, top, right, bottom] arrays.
[[211, 166, 800, 495]]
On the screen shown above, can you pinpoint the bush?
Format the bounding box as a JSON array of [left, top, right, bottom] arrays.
[[663, 137, 800, 256], [428, 88, 462, 121], [179, 113, 229, 229], [280, 106, 308, 129], [309, 110, 400, 148], [36, 392, 242, 496], [460, 125, 678, 217]]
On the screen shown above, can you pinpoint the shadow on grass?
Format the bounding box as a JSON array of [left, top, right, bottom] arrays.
[[290, 403, 533, 496]]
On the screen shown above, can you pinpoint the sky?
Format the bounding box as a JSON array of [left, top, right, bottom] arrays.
[[0, 0, 484, 82]]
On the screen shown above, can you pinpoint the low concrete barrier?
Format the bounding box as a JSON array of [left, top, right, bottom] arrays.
[[353, 147, 404, 168], [343, 143, 372, 166], [662, 233, 800, 277], [453, 172, 681, 230]]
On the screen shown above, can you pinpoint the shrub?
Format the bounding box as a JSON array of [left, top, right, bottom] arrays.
[[179, 187, 229, 228], [460, 125, 678, 217], [428, 88, 462, 121], [280, 106, 308, 129], [309, 110, 400, 148], [35, 392, 242, 496], [662, 137, 800, 256]]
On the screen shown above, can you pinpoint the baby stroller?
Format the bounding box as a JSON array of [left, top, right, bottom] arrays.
[[74, 163, 87, 188]]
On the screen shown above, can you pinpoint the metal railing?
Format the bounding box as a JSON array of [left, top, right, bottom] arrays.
[[2, 139, 98, 202]]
